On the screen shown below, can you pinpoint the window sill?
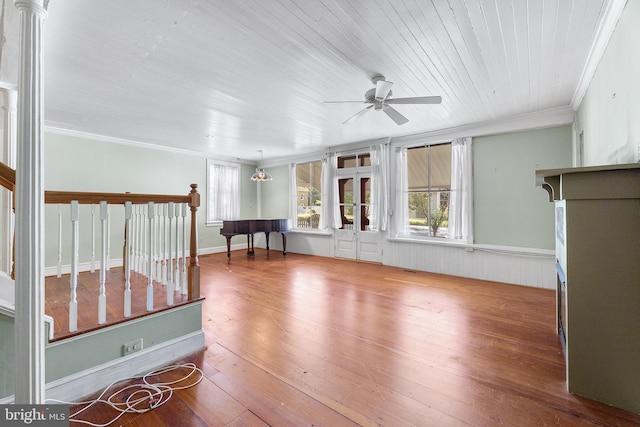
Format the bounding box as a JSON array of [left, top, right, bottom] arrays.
[[290, 228, 333, 236], [389, 235, 471, 249], [389, 236, 555, 257]]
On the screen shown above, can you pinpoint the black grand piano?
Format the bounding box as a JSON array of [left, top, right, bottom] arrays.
[[220, 218, 292, 258]]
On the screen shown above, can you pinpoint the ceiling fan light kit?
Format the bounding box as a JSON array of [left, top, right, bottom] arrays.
[[250, 168, 273, 181], [251, 150, 273, 181], [323, 74, 442, 125]]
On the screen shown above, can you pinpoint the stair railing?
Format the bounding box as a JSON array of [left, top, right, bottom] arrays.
[[0, 160, 200, 333]]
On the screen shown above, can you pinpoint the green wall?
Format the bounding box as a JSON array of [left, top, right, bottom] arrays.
[[0, 303, 202, 399], [45, 303, 202, 382], [239, 163, 259, 220], [0, 314, 14, 398], [473, 125, 572, 249], [43, 132, 256, 266], [576, 0, 640, 166], [259, 164, 290, 219]]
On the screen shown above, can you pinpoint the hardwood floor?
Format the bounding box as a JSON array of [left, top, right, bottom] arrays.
[[45, 266, 190, 340], [65, 250, 640, 426]]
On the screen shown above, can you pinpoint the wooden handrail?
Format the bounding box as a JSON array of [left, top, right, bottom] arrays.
[[0, 161, 15, 192], [44, 190, 191, 205]]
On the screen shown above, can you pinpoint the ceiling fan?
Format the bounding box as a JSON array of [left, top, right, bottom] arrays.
[[323, 75, 442, 125]]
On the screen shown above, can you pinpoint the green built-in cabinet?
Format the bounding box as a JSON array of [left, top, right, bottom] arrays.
[[536, 164, 640, 414]]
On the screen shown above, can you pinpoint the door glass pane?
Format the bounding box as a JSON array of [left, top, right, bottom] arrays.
[[338, 178, 353, 230], [360, 177, 370, 231]]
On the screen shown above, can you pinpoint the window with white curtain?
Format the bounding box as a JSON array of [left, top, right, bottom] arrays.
[[206, 159, 239, 224], [394, 137, 473, 242], [406, 143, 452, 237], [292, 160, 323, 229]]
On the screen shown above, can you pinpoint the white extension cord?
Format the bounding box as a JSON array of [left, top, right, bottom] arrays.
[[47, 362, 204, 426]]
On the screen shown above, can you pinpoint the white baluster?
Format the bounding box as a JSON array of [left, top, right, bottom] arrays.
[[141, 204, 147, 277], [56, 204, 62, 278], [69, 201, 79, 332], [90, 204, 96, 273], [147, 201, 155, 311], [167, 202, 174, 305], [130, 204, 137, 273], [181, 202, 188, 295], [106, 204, 111, 270], [159, 204, 165, 284], [173, 202, 179, 294], [124, 201, 132, 317], [134, 204, 141, 273], [98, 201, 108, 324]]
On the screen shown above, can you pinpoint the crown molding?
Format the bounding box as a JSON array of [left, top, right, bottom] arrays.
[[571, 0, 628, 110]]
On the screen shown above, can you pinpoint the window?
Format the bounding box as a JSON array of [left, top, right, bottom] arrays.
[[338, 153, 370, 168], [206, 160, 239, 224], [294, 160, 322, 229], [407, 143, 451, 237]]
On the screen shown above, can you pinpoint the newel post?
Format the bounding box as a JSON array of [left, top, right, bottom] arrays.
[[188, 184, 200, 299]]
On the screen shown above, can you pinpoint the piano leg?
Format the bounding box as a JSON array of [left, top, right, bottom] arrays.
[[225, 236, 232, 258], [265, 232, 271, 251], [247, 233, 255, 255], [281, 232, 288, 256]]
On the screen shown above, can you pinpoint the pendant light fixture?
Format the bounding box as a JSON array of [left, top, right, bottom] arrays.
[[251, 150, 273, 181]]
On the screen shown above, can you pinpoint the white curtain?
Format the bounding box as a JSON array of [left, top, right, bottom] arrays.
[[209, 163, 239, 221], [289, 163, 297, 227], [318, 158, 328, 230], [369, 143, 389, 232], [447, 137, 473, 242], [392, 147, 408, 236], [323, 152, 342, 230]]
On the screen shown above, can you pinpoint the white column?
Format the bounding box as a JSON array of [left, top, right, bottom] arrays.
[[1, 86, 17, 276], [13, 0, 48, 404]]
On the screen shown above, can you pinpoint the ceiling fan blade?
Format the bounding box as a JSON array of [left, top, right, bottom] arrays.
[[382, 105, 409, 125], [322, 100, 367, 104], [386, 96, 442, 105], [343, 105, 373, 124], [375, 80, 393, 100]]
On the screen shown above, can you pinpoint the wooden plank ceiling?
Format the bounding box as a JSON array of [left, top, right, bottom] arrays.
[[35, 0, 609, 162]]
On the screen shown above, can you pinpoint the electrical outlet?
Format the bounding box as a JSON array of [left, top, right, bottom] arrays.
[[122, 338, 143, 356]]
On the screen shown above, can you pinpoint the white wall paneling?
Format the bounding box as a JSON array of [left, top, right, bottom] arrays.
[[383, 240, 555, 289]]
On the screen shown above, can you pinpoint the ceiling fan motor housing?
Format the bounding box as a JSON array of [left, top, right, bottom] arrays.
[[365, 87, 392, 104]]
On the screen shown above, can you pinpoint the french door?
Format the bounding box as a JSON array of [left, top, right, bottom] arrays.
[[334, 172, 381, 262]]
